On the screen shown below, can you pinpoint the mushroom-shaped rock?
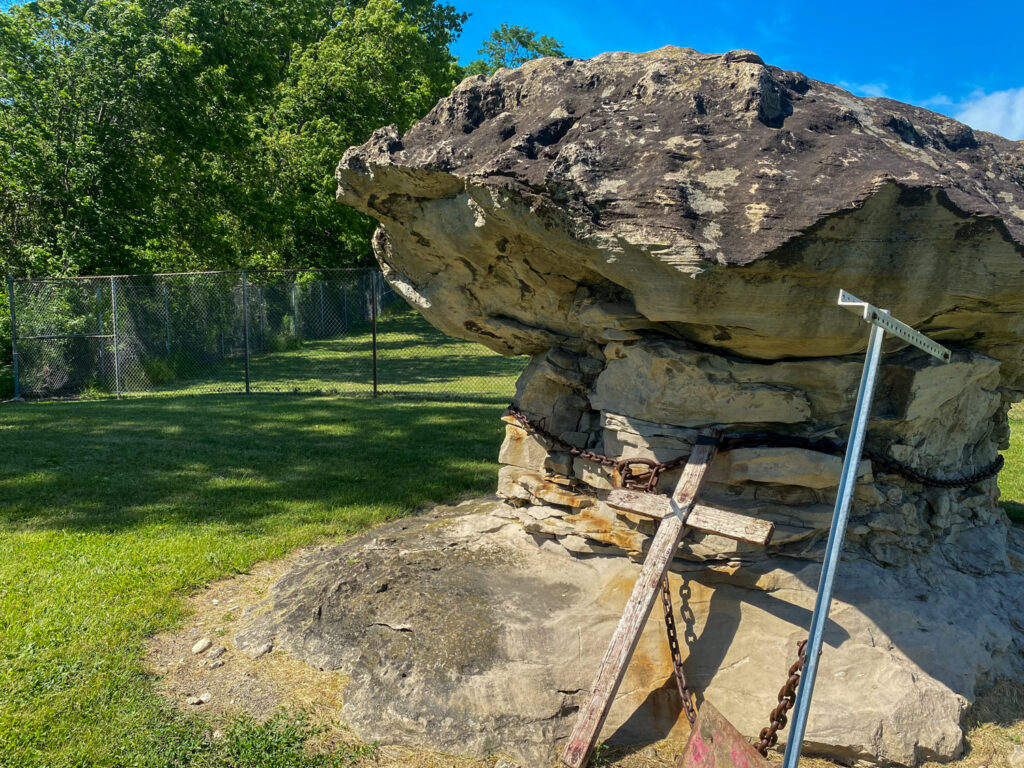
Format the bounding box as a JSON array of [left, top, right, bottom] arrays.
[[329, 47, 1024, 766]]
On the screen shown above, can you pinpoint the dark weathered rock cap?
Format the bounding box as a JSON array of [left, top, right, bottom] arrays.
[[337, 47, 1024, 383]]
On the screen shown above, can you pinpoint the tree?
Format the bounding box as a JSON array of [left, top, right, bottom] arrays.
[[0, 0, 466, 277], [243, 0, 466, 268], [465, 23, 565, 76]]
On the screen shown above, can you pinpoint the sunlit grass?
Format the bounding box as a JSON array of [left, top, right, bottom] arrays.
[[2, 379, 1023, 767], [0, 394, 511, 767], [61, 306, 527, 401]]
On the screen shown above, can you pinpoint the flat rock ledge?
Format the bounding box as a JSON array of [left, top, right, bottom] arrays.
[[235, 499, 1024, 768]]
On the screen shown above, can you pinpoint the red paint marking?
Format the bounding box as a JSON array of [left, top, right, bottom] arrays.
[[730, 743, 751, 768], [689, 731, 711, 767]]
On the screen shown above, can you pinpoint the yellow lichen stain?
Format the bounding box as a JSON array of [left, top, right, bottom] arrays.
[[534, 480, 594, 509], [744, 202, 770, 233], [505, 424, 527, 442]]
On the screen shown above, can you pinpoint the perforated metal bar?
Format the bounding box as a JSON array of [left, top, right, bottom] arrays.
[[838, 290, 951, 362]]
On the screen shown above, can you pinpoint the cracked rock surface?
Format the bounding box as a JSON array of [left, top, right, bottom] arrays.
[[335, 45, 1024, 570]]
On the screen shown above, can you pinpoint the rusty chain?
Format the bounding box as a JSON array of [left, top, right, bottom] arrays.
[[659, 574, 698, 725], [755, 640, 809, 756], [506, 406, 1004, 491], [506, 405, 999, 741]]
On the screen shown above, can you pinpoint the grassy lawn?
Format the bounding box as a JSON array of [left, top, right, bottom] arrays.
[[1, 395, 1023, 767], [0, 395, 510, 767]]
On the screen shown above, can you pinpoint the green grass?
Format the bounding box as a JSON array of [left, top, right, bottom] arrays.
[[0, 394, 511, 767], [1, 385, 1023, 767], [1002, 402, 1024, 522]]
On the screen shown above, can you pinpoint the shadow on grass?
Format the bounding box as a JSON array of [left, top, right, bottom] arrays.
[[0, 395, 509, 534], [1001, 501, 1024, 523]]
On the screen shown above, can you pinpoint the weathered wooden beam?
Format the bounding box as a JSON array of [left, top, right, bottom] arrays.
[[560, 430, 721, 768], [606, 489, 775, 546]]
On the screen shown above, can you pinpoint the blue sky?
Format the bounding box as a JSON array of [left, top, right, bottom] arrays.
[[451, 0, 1024, 140]]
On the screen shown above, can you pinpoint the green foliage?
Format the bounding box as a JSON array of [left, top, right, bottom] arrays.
[[465, 23, 565, 76], [0, 0, 467, 277], [1002, 403, 1024, 522], [253, 0, 465, 268], [141, 357, 177, 386]]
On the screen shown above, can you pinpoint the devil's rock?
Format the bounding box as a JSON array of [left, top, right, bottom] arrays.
[[324, 48, 1024, 765]]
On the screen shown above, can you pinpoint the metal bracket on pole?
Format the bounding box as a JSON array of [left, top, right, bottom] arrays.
[[781, 290, 950, 768], [837, 290, 950, 362]]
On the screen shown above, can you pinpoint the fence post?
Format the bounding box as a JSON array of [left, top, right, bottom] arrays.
[[319, 281, 325, 338], [163, 284, 171, 356], [6, 274, 23, 401], [219, 294, 225, 360], [291, 283, 299, 338], [370, 270, 378, 398], [96, 286, 105, 375], [257, 286, 265, 351], [342, 280, 349, 333], [242, 271, 251, 395], [109, 276, 122, 398]]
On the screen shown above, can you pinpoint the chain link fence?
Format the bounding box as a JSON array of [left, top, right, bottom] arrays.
[[6, 269, 526, 402]]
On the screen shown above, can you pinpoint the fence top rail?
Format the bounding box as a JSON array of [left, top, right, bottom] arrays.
[[7, 267, 380, 283]]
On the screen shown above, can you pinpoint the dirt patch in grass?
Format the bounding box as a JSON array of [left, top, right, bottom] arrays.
[[147, 543, 352, 728], [145, 540, 687, 767]]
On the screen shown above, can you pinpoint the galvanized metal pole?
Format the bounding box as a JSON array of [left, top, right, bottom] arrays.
[[342, 280, 349, 333], [241, 271, 251, 395], [781, 324, 883, 768], [219, 295, 225, 361], [782, 290, 950, 768], [109, 276, 122, 399], [163, 284, 171, 356], [291, 283, 298, 337], [370, 271, 378, 397], [319, 281, 325, 338], [6, 274, 23, 400]]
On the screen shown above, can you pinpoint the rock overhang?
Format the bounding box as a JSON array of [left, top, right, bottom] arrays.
[[337, 46, 1024, 384]]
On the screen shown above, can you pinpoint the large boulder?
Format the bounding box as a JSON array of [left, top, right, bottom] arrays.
[[235, 500, 1024, 768], [332, 47, 1024, 765]]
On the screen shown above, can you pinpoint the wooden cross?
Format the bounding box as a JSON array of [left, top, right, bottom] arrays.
[[560, 430, 775, 768]]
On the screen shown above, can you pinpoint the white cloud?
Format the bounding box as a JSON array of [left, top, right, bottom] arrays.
[[839, 81, 889, 99], [954, 87, 1024, 141]]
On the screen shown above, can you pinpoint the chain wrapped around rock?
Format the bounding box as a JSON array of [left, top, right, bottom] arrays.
[[506, 406, 1004, 491]]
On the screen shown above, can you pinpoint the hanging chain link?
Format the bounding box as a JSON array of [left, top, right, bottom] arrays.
[[659, 574, 697, 725], [506, 406, 1004, 491], [755, 640, 809, 756]]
